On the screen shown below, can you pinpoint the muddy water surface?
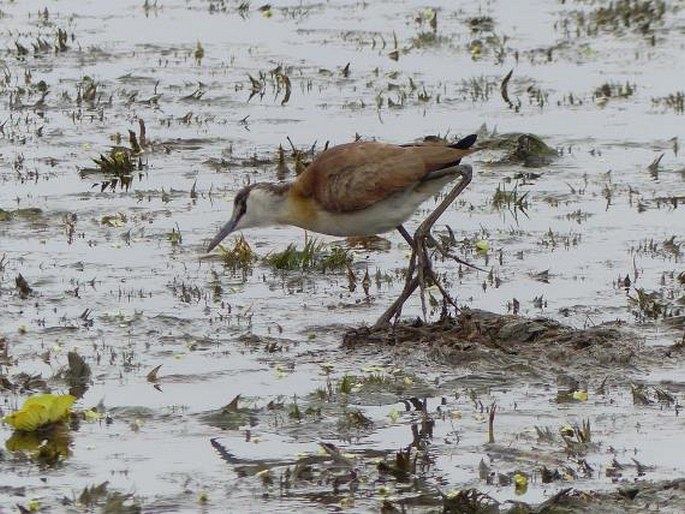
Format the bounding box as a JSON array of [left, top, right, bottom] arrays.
[[1, 0, 684, 512]]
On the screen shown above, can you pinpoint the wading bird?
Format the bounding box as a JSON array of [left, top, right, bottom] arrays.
[[207, 134, 477, 328]]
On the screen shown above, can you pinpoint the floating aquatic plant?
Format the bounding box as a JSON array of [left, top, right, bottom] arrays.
[[4, 393, 75, 432]]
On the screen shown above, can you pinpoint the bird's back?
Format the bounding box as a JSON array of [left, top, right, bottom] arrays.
[[293, 135, 477, 213]]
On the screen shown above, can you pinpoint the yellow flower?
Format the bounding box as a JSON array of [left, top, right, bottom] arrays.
[[513, 473, 528, 494], [475, 240, 491, 253], [572, 390, 589, 402], [4, 394, 75, 432]]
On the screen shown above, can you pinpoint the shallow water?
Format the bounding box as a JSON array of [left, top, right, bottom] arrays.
[[1, 0, 684, 512]]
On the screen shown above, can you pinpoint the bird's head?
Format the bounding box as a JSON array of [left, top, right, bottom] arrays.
[[206, 183, 288, 252]]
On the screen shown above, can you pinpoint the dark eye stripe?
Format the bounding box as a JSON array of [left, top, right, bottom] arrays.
[[234, 189, 249, 218]]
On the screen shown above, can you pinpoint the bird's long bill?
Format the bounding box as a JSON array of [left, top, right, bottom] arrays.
[[206, 218, 237, 252]]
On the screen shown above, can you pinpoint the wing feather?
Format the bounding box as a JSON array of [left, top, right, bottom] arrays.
[[294, 137, 476, 212]]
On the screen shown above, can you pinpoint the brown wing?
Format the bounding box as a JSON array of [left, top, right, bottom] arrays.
[[293, 141, 475, 212]]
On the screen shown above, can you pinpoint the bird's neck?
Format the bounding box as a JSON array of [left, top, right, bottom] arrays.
[[247, 182, 294, 228]]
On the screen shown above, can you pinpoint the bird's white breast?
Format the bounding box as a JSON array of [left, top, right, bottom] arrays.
[[304, 182, 452, 236]]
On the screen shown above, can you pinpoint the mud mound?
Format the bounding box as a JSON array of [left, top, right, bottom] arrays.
[[344, 309, 654, 381], [513, 478, 685, 514]]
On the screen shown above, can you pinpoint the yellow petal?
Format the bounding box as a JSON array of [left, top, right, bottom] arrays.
[[4, 394, 75, 431], [4, 404, 45, 432], [572, 390, 589, 401], [514, 473, 528, 495], [475, 240, 491, 252]]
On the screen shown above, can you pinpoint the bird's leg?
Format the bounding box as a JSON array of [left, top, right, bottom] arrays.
[[373, 165, 473, 329], [385, 224, 450, 324], [415, 165, 473, 241], [374, 276, 421, 329], [371, 225, 419, 329], [415, 226, 431, 320], [413, 165, 473, 314], [396, 224, 416, 250], [402, 225, 459, 317]]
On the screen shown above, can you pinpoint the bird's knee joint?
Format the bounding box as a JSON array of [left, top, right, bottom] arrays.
[[413, 227, 428, 242], [459, 164, 473, 183]]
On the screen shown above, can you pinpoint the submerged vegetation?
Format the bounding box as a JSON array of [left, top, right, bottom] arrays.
[[80, 120, 149, 191], [216, 234, 258, 273], [492, 182, 530, 218], [212, 236, 353, 275], [264, 238, 352, 272], [652, 91, 685, 114], [592, 0, 666, 35]]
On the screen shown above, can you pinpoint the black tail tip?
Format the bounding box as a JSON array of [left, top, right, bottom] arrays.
[[451, 134, 477, 150]]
